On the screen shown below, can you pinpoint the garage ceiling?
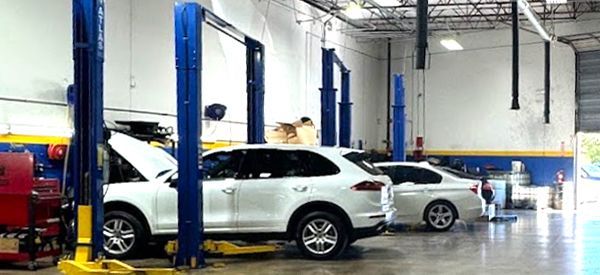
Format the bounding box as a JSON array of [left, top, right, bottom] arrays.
[[560, 31, 600, 52], [301, 0, 600, 39]]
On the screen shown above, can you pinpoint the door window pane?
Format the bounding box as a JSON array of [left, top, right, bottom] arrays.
[[240, 150, 340, 179], [418, 168, 442, 184], [241, 149, 301, 179], [203, 151, 245, 180]]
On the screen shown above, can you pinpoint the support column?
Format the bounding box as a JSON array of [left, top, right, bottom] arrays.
[[393, 74, 406, 162], [339, 70, 352, 148], [320, 48, 336, 146], [72, 0, 105, 259], [174, 2, 204, 268], [246, 38, 265, 144]]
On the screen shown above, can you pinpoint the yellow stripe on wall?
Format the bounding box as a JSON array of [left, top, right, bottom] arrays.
[[425, 150, 574, 158], [0, 134, 242, 149], [0, 134, 70, 145]]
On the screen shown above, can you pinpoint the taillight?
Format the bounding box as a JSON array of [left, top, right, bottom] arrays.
[[351, 181, 385, 191], [469, 184, 479, 194]]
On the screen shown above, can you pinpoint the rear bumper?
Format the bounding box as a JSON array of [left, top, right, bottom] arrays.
[[458, 198, 485, 221], [352, 220, 390, 240]]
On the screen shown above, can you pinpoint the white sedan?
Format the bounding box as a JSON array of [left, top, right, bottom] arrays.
[[375, 162, 485, 231]]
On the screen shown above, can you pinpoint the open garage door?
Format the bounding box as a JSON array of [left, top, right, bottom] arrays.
[[577, 50, 600, 131]]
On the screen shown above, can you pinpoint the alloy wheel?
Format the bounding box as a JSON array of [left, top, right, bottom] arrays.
[[428, 204, 454, 229], [103, 218, 136, 255], [301, 218, 339, 255]]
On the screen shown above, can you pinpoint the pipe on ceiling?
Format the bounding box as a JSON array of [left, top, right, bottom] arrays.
[[415, 0, 428, 70], [544, 41, 551, 123], [511, 1, 520, 110]]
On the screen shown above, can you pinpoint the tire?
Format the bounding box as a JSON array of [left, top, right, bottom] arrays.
[[424, 201, 457, 232], [295, 211, 349, 260], [27, 261, 38, 271], [103, 211, 147, 259]]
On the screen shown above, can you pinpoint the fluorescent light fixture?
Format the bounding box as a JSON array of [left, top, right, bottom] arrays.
[[373, 0, 399, 6], [546, 0, 567, 4], [440, 38, 464, 51], [344, 1, 368, 19], [517, 0, 552, 41]]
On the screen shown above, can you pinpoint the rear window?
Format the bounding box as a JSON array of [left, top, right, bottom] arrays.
[[439, 166, 480, 180], [343, 152, 383, 175]]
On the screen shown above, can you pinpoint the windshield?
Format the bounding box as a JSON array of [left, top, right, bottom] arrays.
[[108, 132, 177, 182], [343, 152, 383, 175]]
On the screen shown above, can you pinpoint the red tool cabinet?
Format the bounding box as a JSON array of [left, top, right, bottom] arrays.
[[0, 152, 63, 270]]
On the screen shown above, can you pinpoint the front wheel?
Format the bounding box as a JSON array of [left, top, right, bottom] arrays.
[[424, 201, 457, 232], [103, 211, 146, 259], [295, 211, 348, 260]]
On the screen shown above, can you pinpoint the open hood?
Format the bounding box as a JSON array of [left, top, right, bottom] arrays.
[[108, 132, 177, 183]]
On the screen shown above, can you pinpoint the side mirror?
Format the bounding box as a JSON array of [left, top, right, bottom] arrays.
[[169, 178, 178, 188]]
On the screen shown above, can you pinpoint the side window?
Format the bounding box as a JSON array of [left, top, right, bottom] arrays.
[[413, 168, 443, 184], [380, 166, 441, 185], [242, 149, 306, 179], [203, 151, 245, 180], [303, 151, 340, 177], [380, 166, 412, 185]]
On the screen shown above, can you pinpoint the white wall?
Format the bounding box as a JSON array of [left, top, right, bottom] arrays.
[[391, 16, 600, 153], [0, 0, 388, 149]]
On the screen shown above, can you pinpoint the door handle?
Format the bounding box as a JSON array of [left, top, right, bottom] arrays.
[[222, 187, 236, 194], [292, 185, 308, 192]]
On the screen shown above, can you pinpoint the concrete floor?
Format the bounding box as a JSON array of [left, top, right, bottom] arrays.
[[2, 210, 600, 274]]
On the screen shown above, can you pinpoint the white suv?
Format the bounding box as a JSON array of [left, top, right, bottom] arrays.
[[103, 133, 395, 260]]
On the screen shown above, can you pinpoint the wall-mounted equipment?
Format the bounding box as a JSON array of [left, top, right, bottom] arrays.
[[204, 103, 227, 121]]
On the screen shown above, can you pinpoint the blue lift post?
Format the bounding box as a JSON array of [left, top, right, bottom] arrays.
[[338, 64, 352, 148], [174, 3, 204, 268], [320, 48, 352, 147], [320, 48, 336, 146], [392, 74, 406, 162], [246, 37, 266, 144], [174, 2, 266, 268], [71, 0, 105, 259]]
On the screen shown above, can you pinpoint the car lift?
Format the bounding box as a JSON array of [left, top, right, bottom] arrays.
[[58, 1, 274, 274], [167, 2, 279, 269], [57, 0, 176, 273], [392, 74, 406, 161], [321, 48, 353, 147]]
